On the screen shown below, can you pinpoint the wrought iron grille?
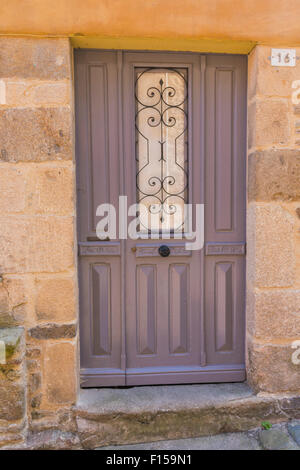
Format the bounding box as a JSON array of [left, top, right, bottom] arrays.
[[135, 67, 188, 232]]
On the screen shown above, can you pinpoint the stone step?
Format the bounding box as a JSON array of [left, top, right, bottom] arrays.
[[97, 420, 300, 450], [74, 383, 300, 449]]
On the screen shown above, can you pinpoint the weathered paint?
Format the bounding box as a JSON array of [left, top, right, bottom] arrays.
[[1, 0, 300, 49]]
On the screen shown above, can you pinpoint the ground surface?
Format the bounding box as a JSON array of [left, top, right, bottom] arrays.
[[98, 420, 300, 450]]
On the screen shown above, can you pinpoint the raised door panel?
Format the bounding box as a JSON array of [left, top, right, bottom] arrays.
[[79, 256, 123, 386], [91, 263, 111, 356], [136, 265, 157, 356], [205, 256, 245, 366], [215, 69, 233, 232], [169, 264, 190, 355], [75, 50, 120, 241], [205, 55, 247, 243], [214, 262, 233, 352]]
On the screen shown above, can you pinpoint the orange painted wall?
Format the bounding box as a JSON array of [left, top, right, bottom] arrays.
[[0, 0, 300, 46]]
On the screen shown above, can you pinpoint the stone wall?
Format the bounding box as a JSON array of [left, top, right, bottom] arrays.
[[247, 45, 300, 393], [0, 37, 78, 447]]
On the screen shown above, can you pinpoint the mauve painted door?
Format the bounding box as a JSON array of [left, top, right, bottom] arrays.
[[75, 50, 247, 387]]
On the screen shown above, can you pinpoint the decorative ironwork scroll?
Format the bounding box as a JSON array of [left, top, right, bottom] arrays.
[[135, 68, 188, 232]]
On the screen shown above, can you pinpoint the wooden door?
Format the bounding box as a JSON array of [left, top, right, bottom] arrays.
[[75, 50, 247, 387]]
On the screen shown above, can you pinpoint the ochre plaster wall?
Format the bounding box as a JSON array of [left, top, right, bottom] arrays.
[[0, 0, 298, 43], [1, 0, 300, 50]]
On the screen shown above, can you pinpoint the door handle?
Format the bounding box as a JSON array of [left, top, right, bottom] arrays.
[[158, 245, 170, 257]]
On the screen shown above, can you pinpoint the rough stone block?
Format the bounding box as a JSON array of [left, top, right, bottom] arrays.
[[279, 396, 300, 417], [0, 432, 25, 448], [26, 429, 81, 450], [0, 107, 72, 162], [35, 278, 76, 322], [247, 288, 300, 338], [28, 407, 77, 434], [31, 393, 42, 410], [248, 99, 290, 148], [0, 216, 74, 273], [29, 323, 77, 340], [44, 342, 76, 405], [4, 80, 70, 107], [248, 150, 300, 202], [0, 277, 31, 327], [27, 166, 74, 215], [0, 327, 23, 359], [287, 420, 300, 445], [247, 338, 300, 393], [29, 372, 42, 394], [0, 167, 26, 213], [26, 348, 41, 360], [0, 37, 71, 80], [0, 327, 25, 421], [259, 427, 298, 450], [0, 277, 28, 327], [247, 204, 295, 287]]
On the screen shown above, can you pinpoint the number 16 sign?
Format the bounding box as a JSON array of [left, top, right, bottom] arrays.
[[271, 48, 296, 67]]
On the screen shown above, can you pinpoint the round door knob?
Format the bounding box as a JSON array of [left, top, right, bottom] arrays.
[[158, 245, 170, 257]]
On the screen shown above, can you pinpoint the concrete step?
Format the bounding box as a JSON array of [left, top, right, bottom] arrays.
[[74, 383, 300, 449]]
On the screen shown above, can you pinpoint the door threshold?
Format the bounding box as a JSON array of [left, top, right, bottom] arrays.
[[80, 364, 245, 388], [77, 382, 252, 413]]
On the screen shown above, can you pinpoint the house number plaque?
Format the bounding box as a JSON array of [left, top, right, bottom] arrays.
[[271, 49, 296, 67]]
